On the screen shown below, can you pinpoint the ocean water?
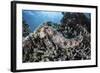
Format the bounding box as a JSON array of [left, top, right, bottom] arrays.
[[22, 10, 63, 32]]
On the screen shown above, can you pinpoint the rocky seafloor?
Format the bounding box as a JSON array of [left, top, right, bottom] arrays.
[[22, 13, 91, 63]]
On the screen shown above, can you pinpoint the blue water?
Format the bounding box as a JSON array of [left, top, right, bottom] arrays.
[[22, 10, 63, 32]]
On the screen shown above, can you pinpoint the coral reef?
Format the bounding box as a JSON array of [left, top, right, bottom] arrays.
[[22, 24, 90, 62], [22, 12, 91, 63]]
